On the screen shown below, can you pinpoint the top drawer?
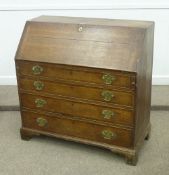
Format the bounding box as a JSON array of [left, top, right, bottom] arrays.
[[16, 61, 135, 90]]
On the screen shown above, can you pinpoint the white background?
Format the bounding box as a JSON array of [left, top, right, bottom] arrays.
[[0, 0, 169, 85]]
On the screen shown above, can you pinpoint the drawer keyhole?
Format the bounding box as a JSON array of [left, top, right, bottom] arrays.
[[78, 26, 83, 32]]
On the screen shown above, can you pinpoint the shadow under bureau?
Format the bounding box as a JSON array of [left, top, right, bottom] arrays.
[[15, 16, 154, 165]]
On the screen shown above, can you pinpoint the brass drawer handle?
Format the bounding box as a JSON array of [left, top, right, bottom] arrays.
[[36, 117, 48, 127], [101, 90, 114, 102], [33, 81, 44, 91], [102, 73, 116, 85], [32, 65, 43, 75], [102, 130, 117, 140], [102, 110, 115, 119], [35, 98, 47, 108]]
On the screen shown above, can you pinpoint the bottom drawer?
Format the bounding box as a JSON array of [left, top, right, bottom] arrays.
[[21, 110, 133, 148]]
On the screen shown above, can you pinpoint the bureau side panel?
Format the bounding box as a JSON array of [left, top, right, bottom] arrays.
[[134, 23, 154, 147]]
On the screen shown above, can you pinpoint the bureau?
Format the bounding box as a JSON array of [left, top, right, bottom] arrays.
[[15, 16, 154, 165]]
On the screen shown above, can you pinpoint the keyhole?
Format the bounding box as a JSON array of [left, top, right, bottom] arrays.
[[78, 26, 83, 32]]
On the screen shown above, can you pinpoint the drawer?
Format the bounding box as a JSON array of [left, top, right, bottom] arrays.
[[21, 110, 133, 148], [16, 61, 135, 90], [19, 77, 135, 107], [21, 93, 134, 127]]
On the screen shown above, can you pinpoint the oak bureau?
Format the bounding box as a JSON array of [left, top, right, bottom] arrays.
[[15, 16, 154, 165]]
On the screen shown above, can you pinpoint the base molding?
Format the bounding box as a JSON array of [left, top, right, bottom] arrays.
[[20, 124, 151, 166]]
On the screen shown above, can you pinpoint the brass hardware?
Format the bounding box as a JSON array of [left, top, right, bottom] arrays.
[[35, 98, 47, 108], [101, 90, 114, 102], [32, 65, 43, 75], [102, 110, 115, 119], [78, 26, 83, 32], [36, 117, 48, 127], [102, 130, 116, 140], [33, 81, 44, 91], [102, 73, 116, 85], [131, 81, 135, 85]]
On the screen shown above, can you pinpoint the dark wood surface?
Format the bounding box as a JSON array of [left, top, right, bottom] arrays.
[[134, 21, 154, 146], [20, 93, 134, 127], [15, 16, 154, 165], [15, 16, 153, 72], [18, 77, 135, 107], [16, 60, 135, 90], [21, 110, 133, 148]]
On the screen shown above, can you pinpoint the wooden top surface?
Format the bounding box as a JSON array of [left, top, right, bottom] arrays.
[[32, 16, 153, 29], [16, 16, 153, 72]]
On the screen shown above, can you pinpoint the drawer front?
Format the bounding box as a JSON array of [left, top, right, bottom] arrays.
[[21, 93, 134, 126], [21, 110, 133, 148], [19, 77, 135, 107], [16, 61, 135, 89]]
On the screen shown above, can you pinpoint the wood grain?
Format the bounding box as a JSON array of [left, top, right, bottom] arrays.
[[16, 60, 135, 90], [20, 92, 134, 127], [134, 21, 154, 147], [15, 16, 154, 165], [15, 17, 147, 72], [18, 76, 135, 107], [21, 110, 133, 148]]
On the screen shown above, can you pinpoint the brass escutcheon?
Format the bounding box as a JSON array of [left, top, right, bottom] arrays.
[[78, 26, 83, 32], [102, 73, 116, 85], [102, 130, 116, 140], [35, 98, 47, 108], [102, 109, 115, 119], [32, 65, 43, 75], [33, 81, 44, 91], [36, 117, 48, 127], [101, 90, 114, 102]]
